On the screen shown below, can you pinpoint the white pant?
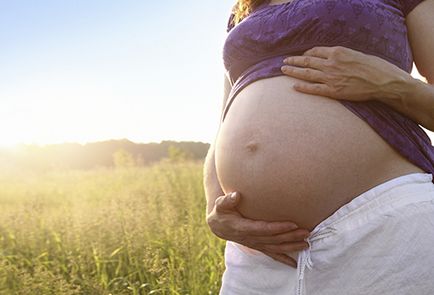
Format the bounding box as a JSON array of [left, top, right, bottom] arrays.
[[220, 173, 434, 295]]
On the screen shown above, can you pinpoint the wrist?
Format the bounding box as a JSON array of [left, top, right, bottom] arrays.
[[206, 212, 226, 240], [377, 72, 418, 108]]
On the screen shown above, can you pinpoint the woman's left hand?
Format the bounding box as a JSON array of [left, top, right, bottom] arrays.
[[281, 46, 411, 102]]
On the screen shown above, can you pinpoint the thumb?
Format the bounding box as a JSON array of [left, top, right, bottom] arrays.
[[215, 192, 240, 212]]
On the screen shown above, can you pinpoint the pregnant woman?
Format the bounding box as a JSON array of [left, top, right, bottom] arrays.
[[203, 0, 434, 294]]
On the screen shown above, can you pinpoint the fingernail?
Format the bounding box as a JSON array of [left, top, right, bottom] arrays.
[[288, 223, 298, 230], [283, 58, 288, 63], [285, 57, 294, 64], [230, 192, 237, 201]]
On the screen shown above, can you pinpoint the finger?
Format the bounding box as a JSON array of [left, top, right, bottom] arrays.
[[237, 219, 299, 236], [281, 66, 327, 83], [262, 251, 297, 268], [293, 82, 335, 97], [283, 56, 326, 70], [262, 241, 309, 253], [247, 229, 310, 245], [303, 46, 337, 58], [215, 192, 240, 213]]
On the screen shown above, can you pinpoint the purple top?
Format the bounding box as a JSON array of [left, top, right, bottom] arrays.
[[222, 0, 434, 180]]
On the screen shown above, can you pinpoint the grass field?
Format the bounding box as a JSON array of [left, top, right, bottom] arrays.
[[0, 160, 225, 294]]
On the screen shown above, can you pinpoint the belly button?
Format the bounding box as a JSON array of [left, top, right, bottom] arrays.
[[245, 141, 259, 152]]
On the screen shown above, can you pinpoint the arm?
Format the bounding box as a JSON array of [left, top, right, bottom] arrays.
[[376, 0, 434, 131], [279, 1, 434, 131], [203, 144, 224, 214], [203, 74, 231, 215]]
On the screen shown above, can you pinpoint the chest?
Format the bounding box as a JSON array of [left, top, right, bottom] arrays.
[[223, 0, 412, 73]]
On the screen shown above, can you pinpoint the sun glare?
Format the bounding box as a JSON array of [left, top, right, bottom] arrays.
[[411, 65, 426, 82], [0, 125, 33, 148], [0, 64, 430, 150]]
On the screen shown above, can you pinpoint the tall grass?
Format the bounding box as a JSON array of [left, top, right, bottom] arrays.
[[0, 160, 225, 294]]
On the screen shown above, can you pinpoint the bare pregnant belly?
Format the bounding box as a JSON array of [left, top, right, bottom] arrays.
[[215, 76, 423, 230]]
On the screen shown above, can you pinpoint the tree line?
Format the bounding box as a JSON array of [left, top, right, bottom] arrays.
[[0, 139, 210, 172]]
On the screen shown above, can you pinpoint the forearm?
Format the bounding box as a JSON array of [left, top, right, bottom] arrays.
[[377, 75, 434, 131], [203, 143, 225, 215]]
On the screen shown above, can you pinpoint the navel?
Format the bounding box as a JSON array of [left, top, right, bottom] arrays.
[[245, 141, 259, 152]]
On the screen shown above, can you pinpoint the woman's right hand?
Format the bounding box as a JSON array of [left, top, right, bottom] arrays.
[[206, 192, 310, 268]]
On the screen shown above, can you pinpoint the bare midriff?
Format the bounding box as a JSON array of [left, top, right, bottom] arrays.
[[215, 76, 424, 231]]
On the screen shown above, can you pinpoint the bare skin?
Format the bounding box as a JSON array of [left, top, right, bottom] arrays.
[[204, 0, 434, 267], [215, 74, 423, 230], [204, 76, 311, 267]]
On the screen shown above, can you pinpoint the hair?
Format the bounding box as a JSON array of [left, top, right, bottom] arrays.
[[232, 0, 267, 25]]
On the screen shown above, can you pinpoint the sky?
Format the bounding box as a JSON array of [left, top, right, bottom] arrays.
[[0, 0, 432, 146], [0, 0, 234, 146]]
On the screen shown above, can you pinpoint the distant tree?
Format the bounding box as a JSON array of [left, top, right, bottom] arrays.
[[167, 145, 192, 162], [113, 148, 136, 168], [2, 140, 210, 172]]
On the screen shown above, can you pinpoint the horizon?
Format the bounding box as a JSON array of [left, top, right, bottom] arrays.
[[0, 0, 234, 148], [1, 0, 433, 147], [0, 137, 211, 150]]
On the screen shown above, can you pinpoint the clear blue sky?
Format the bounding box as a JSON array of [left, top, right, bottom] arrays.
[[0, 0, 234, 146], [0, 0, 432, 146]]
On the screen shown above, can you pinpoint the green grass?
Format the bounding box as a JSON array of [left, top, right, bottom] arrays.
[[0, 159, 225, 294]]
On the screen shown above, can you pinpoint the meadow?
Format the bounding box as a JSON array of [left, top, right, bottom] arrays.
[[0, 160, 225, 294]]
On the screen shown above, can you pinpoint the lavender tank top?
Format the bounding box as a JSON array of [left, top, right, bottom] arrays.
[[222, 0, 434, 180]]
